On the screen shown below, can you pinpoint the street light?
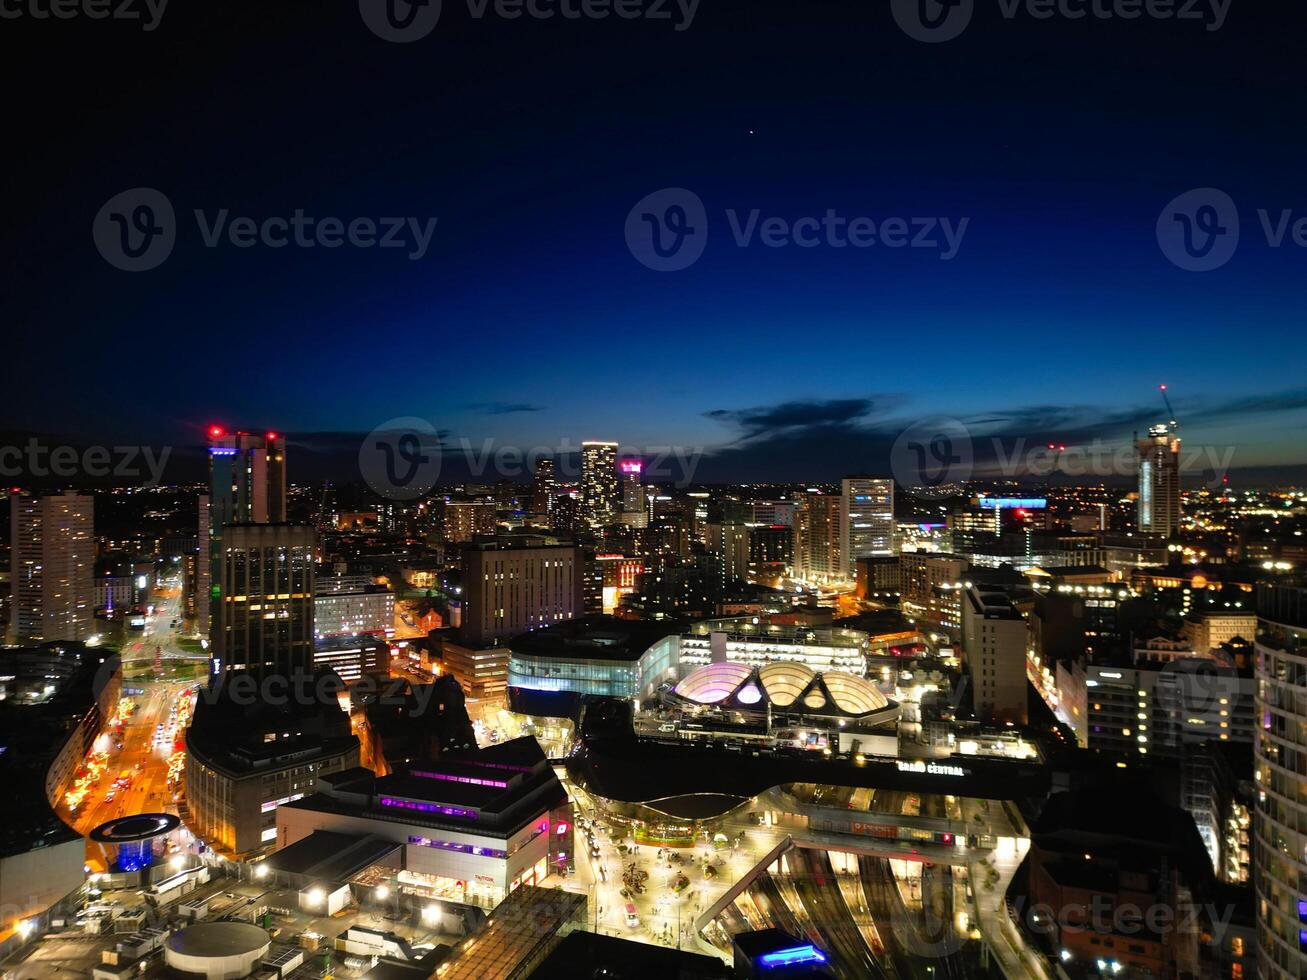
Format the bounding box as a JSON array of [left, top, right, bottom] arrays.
[[253, 863, 269, 880], [306, 887, 325, 907], [375, 886, 389, 902]]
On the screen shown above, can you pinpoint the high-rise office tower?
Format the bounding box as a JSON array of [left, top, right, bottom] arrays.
[[1137, 424, 1181, 537], [961, 584, 1029, 725], [580, 440, 618, 525], [840, 477, 895, 577], [532, 457, 556, 516], [200, 428, 286, 641], [1252, 580, 1307, 980], [460, 537, 581, 647], [704, 522, 750, 587], [214, 523, 316, 679], [619, 459, 648, 528], [793, 491, 842, 582], [8, 491, 94, 643]]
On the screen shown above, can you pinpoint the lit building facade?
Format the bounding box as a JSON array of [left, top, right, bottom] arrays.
[[201, 429, 286, 641], [275, 738, 572, 909], [1137, 424, 1181, 538], [619, 459, 646, 525], [1253, 581, 1307, 980], [678, 619, 867, 675], [532, 457, 556, 516], [961, 585, 1028, 725], [792, 491, 842, 582], [900, 552, 970, 637], [460, 537, 581, 647], [506, 617, 681, 699], [8, 491, 94, 643], [580, 441, 618, 525], [840, 477, 894, 577], [215, 523, 316, 679], [313, 587, 395, 638], [442, 499, 499, 543]]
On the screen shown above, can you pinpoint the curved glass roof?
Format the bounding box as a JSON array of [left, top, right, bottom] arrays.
[[674, 663, 893, 717], [823, 673, 890, 713], [673, 662, 753, 703], [758, 662, 815, 707]]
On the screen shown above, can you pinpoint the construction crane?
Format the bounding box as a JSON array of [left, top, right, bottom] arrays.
[[1159, 384, 1178, 432]]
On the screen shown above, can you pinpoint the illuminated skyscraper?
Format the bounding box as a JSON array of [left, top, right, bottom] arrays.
[[8, 491, 94, 643], [214, 523, 316, 679], [1252, 580, 1307, 980], [532, 457, 556, 516], [1137, 424, 1181, 537], [580, 440, 618, 525], [618, 459, 648, 528], [199, 428, 287, 644], [793, 491, 842, 582], [840, 477, 894, 577]]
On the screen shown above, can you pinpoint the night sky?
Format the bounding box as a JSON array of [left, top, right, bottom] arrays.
[[4, 0, 1305, 484]]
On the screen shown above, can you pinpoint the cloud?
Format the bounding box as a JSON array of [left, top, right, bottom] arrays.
[[691, 387, 1307, 484], [705, 397, 902, 444]]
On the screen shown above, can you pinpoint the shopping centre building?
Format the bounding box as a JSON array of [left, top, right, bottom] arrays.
[[275, 736, 572, 908], [506, 615, 874, 704]]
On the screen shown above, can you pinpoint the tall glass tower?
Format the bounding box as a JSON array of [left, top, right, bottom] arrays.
[[1253, 580, 1307, 980]]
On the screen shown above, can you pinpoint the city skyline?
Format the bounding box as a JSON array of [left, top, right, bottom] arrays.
[[5, 3, 1307, 484]]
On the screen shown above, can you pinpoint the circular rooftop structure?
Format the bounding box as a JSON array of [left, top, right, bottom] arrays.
[[89, 812, 180, 843], [165, 922, 270, 980], [673, 662, 895, 719], [89, 813, 181, 873]]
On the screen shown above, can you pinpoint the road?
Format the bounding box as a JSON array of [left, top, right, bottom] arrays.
[[58, 583, 203, 864]]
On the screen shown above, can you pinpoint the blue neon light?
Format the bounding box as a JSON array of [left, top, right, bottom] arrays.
[[208, 448, 239, 456], [759, 944, 827, 968], [978, 497, 1047, 509]]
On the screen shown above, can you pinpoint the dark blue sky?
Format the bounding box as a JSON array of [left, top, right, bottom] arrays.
[[4, 0, 1305, 482]]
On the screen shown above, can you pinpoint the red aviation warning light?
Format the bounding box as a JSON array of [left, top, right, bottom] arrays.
[[208, 425, 225, 439]]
